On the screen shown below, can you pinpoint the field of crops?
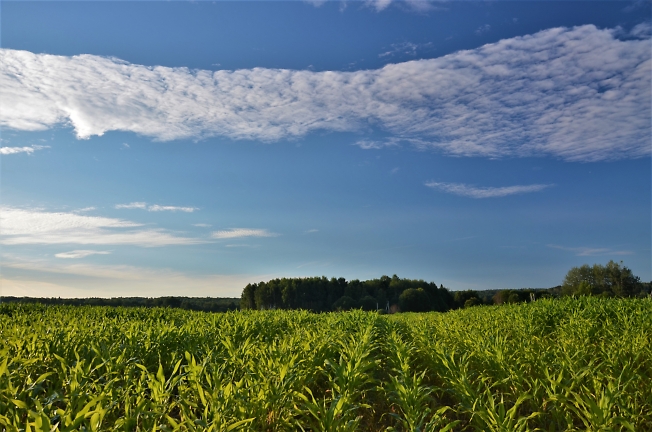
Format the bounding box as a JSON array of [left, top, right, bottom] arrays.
[[1, 297, 650, 431]]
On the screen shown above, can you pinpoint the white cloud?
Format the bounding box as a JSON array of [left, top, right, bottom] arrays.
[[403, 0, 436, 12], [0, 145, 49, 155], [148, 205, 197, 213], [0, 146, 35, 155], [211, 228, 278, 239], [193, 223, 212, 227], [363, 0, 435, 12], [353, 138, 399, 150], [304, 0, 328, 7], [425, 181, 552, 198], [623, 1, 647, 13], [630, 21, 651, 39], [547, 244, 633, 256], [365, 0, 394, 11], [74, 206, 96, 213], [379, 42, 424, 58], [115, 202, 147, 210], [55, 250, 111, 259], [476, 24, 491, 35], [3, 254, 160, 280], [0, 256, 270, 297], [0, 25, 649, 162], [115, 202, 197, 212], [0, 206, 203, 246]]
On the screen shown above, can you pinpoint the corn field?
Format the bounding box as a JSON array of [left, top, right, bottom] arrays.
[[1, 297, 650, 431]]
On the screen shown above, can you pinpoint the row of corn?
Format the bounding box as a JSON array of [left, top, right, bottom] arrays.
[[0, 296, 650, 431]]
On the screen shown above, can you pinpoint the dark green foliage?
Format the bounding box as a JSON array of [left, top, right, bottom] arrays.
[[359, 295, 378, 311], [453, 290, 482, 308], [332, 295, 358, 311], [492, 289, 539, 305], [464, 297, 481, 308], [398, 288, 431, 312], [0, 296, 239, 312], [241, 284, 256, 310], [240, 275, 454, 313], [562, 260, 643, 297]]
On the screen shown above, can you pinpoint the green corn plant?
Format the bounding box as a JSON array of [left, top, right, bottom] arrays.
[[470, 391, 540, 432], [382, 330, 458, 432], [0, 298, 650, 431], [295, 387, 363, 432]]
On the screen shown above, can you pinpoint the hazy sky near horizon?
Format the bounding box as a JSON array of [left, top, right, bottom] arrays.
[[1, 0, 650, 298]]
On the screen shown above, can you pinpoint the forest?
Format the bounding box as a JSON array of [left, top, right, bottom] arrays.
[[3, 261, 648, 313], [239, 274, 559, 313], [240, 260, 649, 312], [0, 296, 239, 313]]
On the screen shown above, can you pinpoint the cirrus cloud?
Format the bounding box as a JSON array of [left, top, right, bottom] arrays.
[[0, 255, 272, 297], [148, 205, 197, 213], [0, 145, 49, 155], [115, 202, 198, 212], [115, 202, 147, 210], [547, 244, 634, 256], [425, 181, 552, 198], [0, 207, 203, 247], [211, 228, 278, 239], [0, 25, 649, 162], [55, 250, 111, 259]]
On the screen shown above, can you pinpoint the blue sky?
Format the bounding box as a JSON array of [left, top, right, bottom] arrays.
[[1, 1, 650, 298]]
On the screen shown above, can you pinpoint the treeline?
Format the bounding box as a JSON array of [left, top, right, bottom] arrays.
[[241, 275, 486, 312], [241, 263, 649, 313], [5, 261, 647, 314], [0, 296, 239, 312], [560, 260, 649, 298]]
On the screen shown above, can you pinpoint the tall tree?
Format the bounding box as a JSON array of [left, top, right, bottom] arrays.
[[562, 261, 641, 297]]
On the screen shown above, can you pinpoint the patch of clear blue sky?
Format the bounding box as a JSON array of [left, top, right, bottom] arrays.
[[1, 1, 650, 294], [3, 1, 648, 70]]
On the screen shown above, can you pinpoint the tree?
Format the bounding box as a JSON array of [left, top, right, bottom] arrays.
[[453, 290, 481, 309], [332, 296, 357, 311], [239, 275, 466, 313], [240, 283, 256, 310], [398, 288, 430, 312], [493, 290, 511, 305], [561, 265, 596, 296], [359, 295, 377, 311], [576, 281, 592, 296], [603, 260, 640, 297], [464, 297, 481, 308], [561, 261, 641, 297], [344, 279, 365, 300], [507, 293, 521, 304]]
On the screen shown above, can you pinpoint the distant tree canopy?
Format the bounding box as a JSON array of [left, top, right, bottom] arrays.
[[561, 260, 643, 297], [7, 263, 646, 314], [491, 289, 555, 305], [398, 288, 431, 312], [240, 275, 459, 312], [0, 296, 239, 312], [453, 290, 483, 308]]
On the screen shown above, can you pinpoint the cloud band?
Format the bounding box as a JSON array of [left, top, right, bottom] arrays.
[[0, 25, 649, 161], [211, 228, 277, 239], [425, 182, 552, 198], [0, 207, 202, 247], [0, 145, 49, 155]]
